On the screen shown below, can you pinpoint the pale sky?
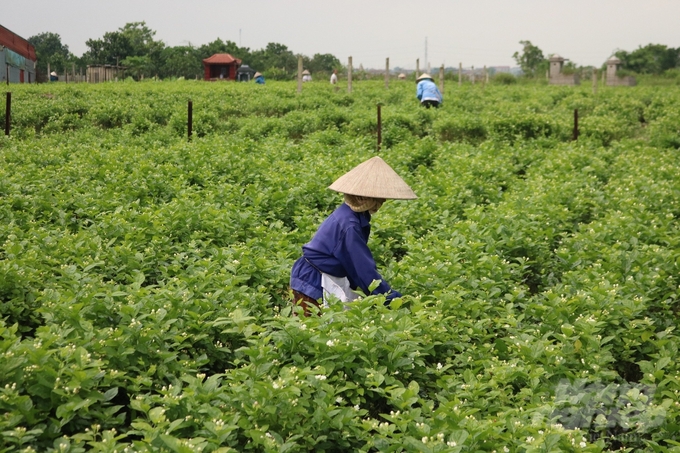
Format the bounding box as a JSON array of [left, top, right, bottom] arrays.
[[3, 0, 679, 70]]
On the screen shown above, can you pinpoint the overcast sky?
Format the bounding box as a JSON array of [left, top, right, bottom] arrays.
[[4, 0, 679, 70]]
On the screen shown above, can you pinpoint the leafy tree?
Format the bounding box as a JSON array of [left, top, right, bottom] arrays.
[[250, 43, 298, 76], [161, 46, 202, 79], [82, 22, 165, 77], [198, 39, 250, 62], [28, 32, 73, 74], [83, 31, 133, 65], [513, 40, 546, 77], [121, 55, 151, 80], [615, 44, 680, 75], [308, 53, 341, 73], [119, 22, 165, 75]]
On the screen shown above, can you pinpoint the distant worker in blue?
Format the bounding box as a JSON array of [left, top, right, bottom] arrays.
[[290, 156, 417, 316], [416, 73, 442, 108], [254, 72, 265, 84]]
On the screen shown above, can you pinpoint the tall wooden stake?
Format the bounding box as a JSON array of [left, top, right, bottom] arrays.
[[377, 104, 382, 152], [348, 56, 353, 93], [5, 92, 11, 136], [297, 56, 303, 93], [188, 99, 193, 141], [385, 58, 389, 89], [439, 64, 444, 95], [573, 109, 579, 141], [416, 58, 420, 76]]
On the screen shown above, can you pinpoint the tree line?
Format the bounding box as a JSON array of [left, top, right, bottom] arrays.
[[513, 40, 680, 77], [28, 24, 679, 82], [28, 22, 341, 80]]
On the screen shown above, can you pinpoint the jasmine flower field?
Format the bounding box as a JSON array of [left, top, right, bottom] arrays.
[[1, 79, 679, 452]]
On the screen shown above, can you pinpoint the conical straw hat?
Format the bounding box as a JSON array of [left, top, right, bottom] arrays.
[[416, 73, 433, 82], [328, 156, 417, 200], [302, 69, 311, 75]]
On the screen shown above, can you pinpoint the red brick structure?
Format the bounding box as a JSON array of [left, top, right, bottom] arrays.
[[203, 53, 241, 81], [0, 25, 37, 83]]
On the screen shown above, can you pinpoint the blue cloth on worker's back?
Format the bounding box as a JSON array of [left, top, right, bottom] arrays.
[[416, 79, 443, 104], [290, 203, 401, 301], [254, 75, 265, 84]]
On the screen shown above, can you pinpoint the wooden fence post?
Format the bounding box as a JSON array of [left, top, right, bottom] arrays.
[[416, 58, 419, 76], [572, 109, 579, 141], [188, 99, 193, 141], [439, 64, 444, 95], [47, 63, 50, 83], [5, 92, 11, 136], [385, 58, 389, 89], [297, 56, 303, 93], [377, 103, 382, 152], [348, 56, 353, 93]]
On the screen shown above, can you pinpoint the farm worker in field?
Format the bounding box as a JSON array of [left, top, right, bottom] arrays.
[[290, 156, 417, 316], [330, 69, 338, 84], [50, 71, 58, 82], [302, 69, 312, 82], [416, 73, 443, 108], [254, 72, 265, 84]]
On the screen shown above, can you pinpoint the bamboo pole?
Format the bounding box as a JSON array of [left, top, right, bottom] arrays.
[[439, 64, 444, 95], [297, 56, 303, 93], [348, 56, 353, 93]]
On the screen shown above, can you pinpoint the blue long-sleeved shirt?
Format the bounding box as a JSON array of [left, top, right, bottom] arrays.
[[254, 75, 265, 84], [290, 203, 401, 301], [416, 79, 443, 104]]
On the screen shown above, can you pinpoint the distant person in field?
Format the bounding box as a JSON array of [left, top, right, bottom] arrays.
[[302, 69, 312, 82], [330, 69, 338, 85], [416, 73, 442, 108], [254, 72, 265, 84], [290, 157, 417, 316]]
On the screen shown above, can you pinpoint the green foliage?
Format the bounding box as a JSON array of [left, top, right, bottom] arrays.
[[27, 32, 74, 75], [1, 81, 680, 452], [512, 40, 547, 77], [616, 44, 680, 75], [493, 73, 517, 85]]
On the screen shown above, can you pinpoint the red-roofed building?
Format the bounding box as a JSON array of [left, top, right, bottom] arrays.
[[203, 53, 242, 81], [0, 24, 37, 83]]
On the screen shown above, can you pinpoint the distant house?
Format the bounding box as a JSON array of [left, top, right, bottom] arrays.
[[0, 24, 37, 83], [203, 53, 241, 81]]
